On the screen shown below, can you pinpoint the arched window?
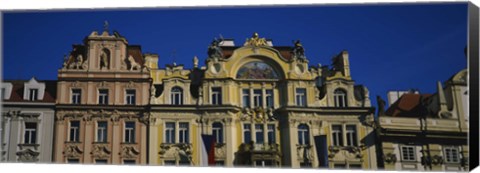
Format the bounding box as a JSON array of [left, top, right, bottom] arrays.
[[298, 124, 310, 145], [334, 89, 347, 107], [212, 122, 223, 144], [171, 87, 183, 105]]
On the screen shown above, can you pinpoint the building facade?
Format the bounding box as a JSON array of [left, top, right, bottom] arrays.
[[146, 33, 378, 169], [53, 29, 151, 164], [376, 69, 469, 171], [1, 77, 56, 163]]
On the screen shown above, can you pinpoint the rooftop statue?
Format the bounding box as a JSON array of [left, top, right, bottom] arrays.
[[377, 95, 386, 116], [244, 32, 268, 47], [292, 40, 306, 60], [207, 38, 223, 59]]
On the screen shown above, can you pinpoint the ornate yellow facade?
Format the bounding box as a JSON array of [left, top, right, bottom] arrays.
[[146, 33, 377, 169]]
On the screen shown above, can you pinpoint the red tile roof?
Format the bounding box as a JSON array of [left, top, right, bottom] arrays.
[[2, 80, 57, 103], [385, 93, 432, 117]]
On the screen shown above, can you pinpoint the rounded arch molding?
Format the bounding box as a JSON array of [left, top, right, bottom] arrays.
[[226, 47, 290, 80]]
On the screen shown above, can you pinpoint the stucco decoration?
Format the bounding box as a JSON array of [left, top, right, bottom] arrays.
[[16, 149, 40, 162], [296, 144, 315, 162], [120, 145, 140, 159], [64, 144, 83, 158], [236, 62, 279, 79], [91, 144, 112, 159], [383, 153, 397, 164]]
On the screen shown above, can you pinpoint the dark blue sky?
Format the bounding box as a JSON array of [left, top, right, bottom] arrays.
[[3, 3, 468, 107]]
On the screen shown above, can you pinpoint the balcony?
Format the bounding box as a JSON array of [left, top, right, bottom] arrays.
[[236, 142, 281, 167]]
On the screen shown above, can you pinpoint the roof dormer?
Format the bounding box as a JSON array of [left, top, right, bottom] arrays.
[[23, 77, 46, 101], [1, 82, 13, 100]]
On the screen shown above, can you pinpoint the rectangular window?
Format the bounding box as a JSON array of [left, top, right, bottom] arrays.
[[296, 88, 306, 107], [298, 125, 310, 145], [243, 124, 251, 143], [255, 124, 264, 144], [253, 89, 262, 107], [266, 89, 274, 108], [300, 162, 312, 168], [349, 164, 362, 169], [179, 123, 189, 143], [71, 89, 81, 104], [69, 121, 80, 142], [1, 88, 5, 99], [212, 123, 223, 144], [124, 122, 135, 143], [165, 122, 175, 143], [215, 161, 225, 166], [242, 89, 250, 108], [24, 122, 37, 144], [98, 89, 109, 105], [123, 160, 136, 165], [211, 87, 222, 105], [335, 164, 346, 169], [67, 159, 79, 163], [401, 146, 416, 161], [95, 159, 108, 164], [96, 121, 108, 143], [346, 125, 357, 146], [444, 146, 460, 163], [125, 89, 136, 105], [164, 160, 176, 165], [332, 125, 343, 146], [29, 89, 38, 101], [267, 124, 275, 144], [179, 160, 190, 166]]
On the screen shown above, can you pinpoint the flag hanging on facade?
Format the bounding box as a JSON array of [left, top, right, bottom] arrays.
[[201, 134, 216, 166], [314, 135, 329, 168]]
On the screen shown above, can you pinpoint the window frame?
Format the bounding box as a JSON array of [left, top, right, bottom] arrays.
[[295, 88, 307, 107], [444, 146, 461, 163], [242, 89, 250, 108], [400, 145, 417, 162], [179, 122, 189, 144], [212, 122, 224, 144], [96, 121, 108, 143], [253, 89, 263, 107], [346, 125, 358, 146], [165, 122, 176, 143], [265, 89, 274, 108], [125, 89, 136, 105], [24, 122, 37, 144], [124, 122, 135, 143], [331, 125, 343, 146], [334, 89, 347, 107], [255, 124, 264, 144], [298, 124, 310, 145], [69, 121, 80, 142], [71, 88, 82, 104], [29, 88, 38, 101], [243, 123, 251, 143], [267, 124, 276, 144], [211, 87, 222, 105], [98, 89, 109, 105], [171, 87, 183, 105]]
